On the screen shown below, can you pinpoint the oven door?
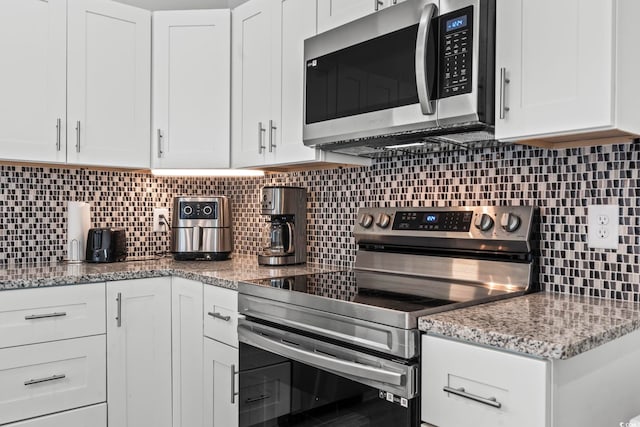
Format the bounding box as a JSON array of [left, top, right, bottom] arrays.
[[238, 319, 420, 427], [303, 0, 439, 147]]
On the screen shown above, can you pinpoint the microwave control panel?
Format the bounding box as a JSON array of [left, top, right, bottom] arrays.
[[438, 6, 474, 98], [179, 201, 218, 220]]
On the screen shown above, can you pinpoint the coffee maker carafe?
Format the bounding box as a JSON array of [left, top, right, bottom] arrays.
[[258, 186, 306, 265]]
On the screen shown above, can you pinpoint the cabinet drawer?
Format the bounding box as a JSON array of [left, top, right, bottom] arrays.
[[0, 335, 106, 425], [204, 285, 238, 347], [0, 284, 106, 349], [5, 403, 106, 427], [421, 335, 549, 427]]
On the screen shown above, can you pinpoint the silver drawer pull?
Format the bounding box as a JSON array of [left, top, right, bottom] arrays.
[[25, 312, 67, 320], [24, 374, 66, 386], [245, 394, 270, 404], [443, 386, 502, 409], [208, 312, 231, 322]]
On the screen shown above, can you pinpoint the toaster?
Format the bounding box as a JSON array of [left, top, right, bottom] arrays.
[[86, 228, 127, 263]]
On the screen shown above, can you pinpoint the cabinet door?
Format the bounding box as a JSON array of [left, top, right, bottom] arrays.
[[172, 278, 204, 427], [152, 10, 231, 169], [495, 0, 614, 141], [107, 278, 172, 427], [203, 338, 239, 427], [231, 0, 273, 168], [67, 0, 151, 168], [0, 0, 66, 163], [5, 404, 106, 427], [317, 0, 385, 33], [268, 0, 318, 166]]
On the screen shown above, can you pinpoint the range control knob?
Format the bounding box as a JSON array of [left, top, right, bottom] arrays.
[[376, 213, 391, 228], [183, 205, 193, 216], [203, 205, 213, 215], [501, 213, 521, 232], [358, 214, 374, 229], [474, 213, 494, 232]]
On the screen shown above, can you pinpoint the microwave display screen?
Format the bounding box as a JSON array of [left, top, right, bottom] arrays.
[[446, 15, 468, 32]]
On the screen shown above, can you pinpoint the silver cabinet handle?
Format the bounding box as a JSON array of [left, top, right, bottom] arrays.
[[230, 364, 239, 404], [258, 122, 266, 154], [245, 394, 270, 404], [499, 67, 510, 119], [443, 386, 502, 409], [415, 3, 437, 115], [56, 118, 62, 151], [208, 311, 231, 322], [157, 129, 163, 158], [75, 120, 81, 153], [268, 120, 277, 152], [25, 312, 67, 320], [374, 0, 384, 11], [24, 374, 66, 386], [116, 292, 122, 327]]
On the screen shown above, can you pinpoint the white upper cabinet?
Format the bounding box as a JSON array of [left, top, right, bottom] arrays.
[[67, 0, 151, 168], [495, 0, 640, 146], [231, 0, 371, 168], [0, 0, 67, 163], [317, 0, 403, 33], [152, 10, 231, 169]]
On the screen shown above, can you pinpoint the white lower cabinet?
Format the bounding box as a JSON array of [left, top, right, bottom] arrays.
[[106, 278, 172, 427], [204, 338, 239, 427], [5, 404, 106, 427], [0, 335, 107, 425], [172, 278, 204, 427], [422, 335, 549, 427]]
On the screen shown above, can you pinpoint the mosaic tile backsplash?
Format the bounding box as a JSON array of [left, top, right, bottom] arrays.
[[1, 142, 639, 301]]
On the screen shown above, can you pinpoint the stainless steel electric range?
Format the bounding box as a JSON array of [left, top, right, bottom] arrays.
[[237, 205, 539, 427]]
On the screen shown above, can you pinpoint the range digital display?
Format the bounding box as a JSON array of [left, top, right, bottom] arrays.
[[424, 214, 438, 223], [446, 15, 468, 32], [392, 211, 473, 232]]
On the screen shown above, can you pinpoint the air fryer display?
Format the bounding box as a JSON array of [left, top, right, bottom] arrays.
[[438, 6, 474, 98], [179, 201, 218, 220]]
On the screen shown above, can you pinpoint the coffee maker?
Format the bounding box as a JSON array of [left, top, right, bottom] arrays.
[[258, 186, 306, 266]]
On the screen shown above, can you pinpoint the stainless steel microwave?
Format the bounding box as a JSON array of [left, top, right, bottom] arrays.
[[303, 0, 495, 155]]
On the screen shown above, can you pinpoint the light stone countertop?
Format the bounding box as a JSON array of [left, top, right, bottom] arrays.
[[418, 292, 640, 359], [0, 254, 336, 291]]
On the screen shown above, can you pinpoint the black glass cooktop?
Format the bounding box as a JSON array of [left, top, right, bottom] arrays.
[[246, 270, 456, 314]]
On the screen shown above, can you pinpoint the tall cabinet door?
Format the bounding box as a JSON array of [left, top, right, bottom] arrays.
[[204, 338, 239, 427], [171, 278, 204, 427], [268, 0, 318, 166], [316, 0, 384, 33], [67, 0, 151, 168], [495, 0, 614, 141], [0, 0, 66, 163], [152, 10, 231, 169], [107, 278, 172, 427], [231, 0, 273, 168]]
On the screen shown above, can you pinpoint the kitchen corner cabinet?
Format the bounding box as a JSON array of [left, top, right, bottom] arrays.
[[0, 0, 67, 163], [317, 0, 404, 33], [152, 10, 231, 169], [231, 0, 370, 169], [171, 278, 204, 427], [67, 0, 151, 168], [422, 331, 640, 427], [107, 278, 172, 427], [495, 0, 640, 148]]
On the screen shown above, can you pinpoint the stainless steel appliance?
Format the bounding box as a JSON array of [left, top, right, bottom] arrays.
[[85, 227, 127, 263], [238, 205, 538, 426], [170, 196, 233, 261], [258, 186, 307, 266], [303, 0, 496, 156]]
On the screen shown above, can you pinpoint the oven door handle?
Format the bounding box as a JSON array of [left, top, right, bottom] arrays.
[[238, 325, 404, 387], [416, 2, 437, 115]]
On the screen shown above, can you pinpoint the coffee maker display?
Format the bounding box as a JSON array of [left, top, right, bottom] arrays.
[[258, 186, 307, 266]]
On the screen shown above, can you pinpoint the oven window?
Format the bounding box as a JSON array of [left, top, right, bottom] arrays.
[[305, 24, 425, 125], [239, 343, 419, 427]]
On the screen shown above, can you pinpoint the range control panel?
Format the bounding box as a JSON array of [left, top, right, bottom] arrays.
[[392, 210, 473, 232], [438, 6, 474, 98], [179, 201, 218, 220]]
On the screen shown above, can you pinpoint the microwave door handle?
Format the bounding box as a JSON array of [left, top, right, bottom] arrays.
[[286, 222, 295, 254], [416, 3, 437, 115]]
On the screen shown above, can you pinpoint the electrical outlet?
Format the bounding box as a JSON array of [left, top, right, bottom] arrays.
[[587, 204, 618, 250], [153, 208, 169, 233]]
